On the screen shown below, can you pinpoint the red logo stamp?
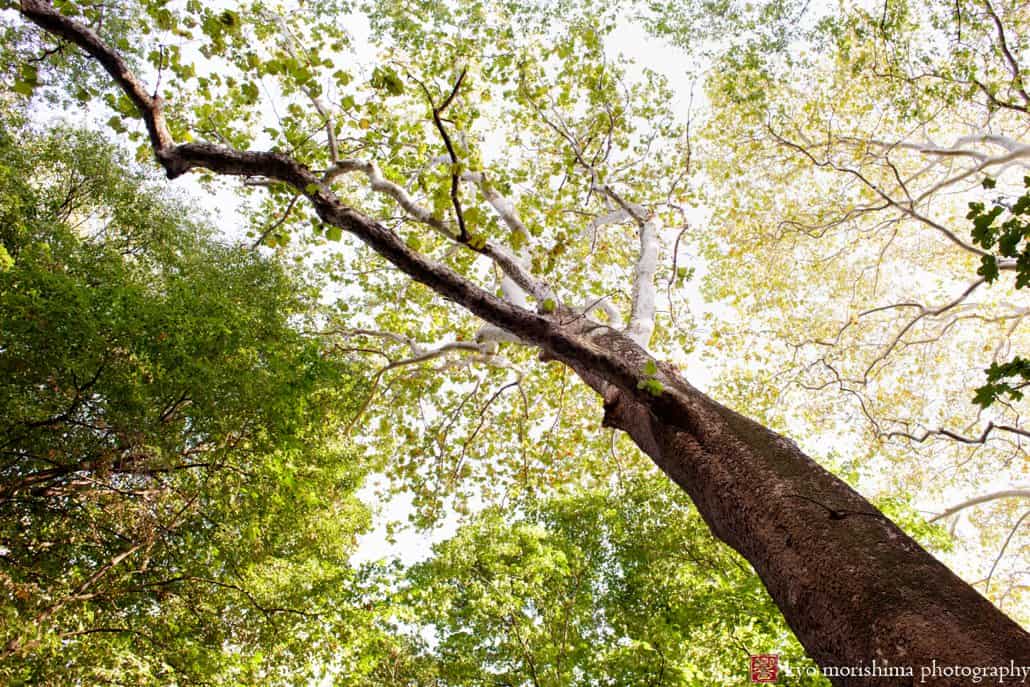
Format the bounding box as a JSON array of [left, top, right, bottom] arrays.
[[750, 654, 779, 683]]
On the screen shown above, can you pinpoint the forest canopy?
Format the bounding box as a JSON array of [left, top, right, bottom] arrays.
[[1, 0, 1028, 684]]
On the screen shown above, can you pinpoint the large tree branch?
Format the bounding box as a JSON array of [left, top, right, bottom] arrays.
[[592, 188, 660, 347], [324, 158, 453, 236], [324, 159, 550, 303], [626, 218, 659, 347], [17, 0, 749, 464], [835, 133, 1027, 161], [20, 0, 588, 382], [462, 170, 544, 308], [19, 0, 175, 158], [912, 143, 1030, 204]]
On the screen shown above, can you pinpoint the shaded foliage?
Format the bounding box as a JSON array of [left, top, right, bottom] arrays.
[[400, 478, 830, 686], [0, 115, 385, 685]]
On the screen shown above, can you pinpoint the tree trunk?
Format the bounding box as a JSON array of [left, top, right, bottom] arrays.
[[570, 335, 1030, 686]]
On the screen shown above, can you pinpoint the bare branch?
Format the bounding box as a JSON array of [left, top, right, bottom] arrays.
[[985, 510, 1029, 593], [931, 488, 1030, 522], [418, 68, 469, 240], [861, 278, 986, 382], [886, 420, 1030, 444], [252, 192, 301, 247], [341, 338, 520, 434], [768, 124, 1022, 266]]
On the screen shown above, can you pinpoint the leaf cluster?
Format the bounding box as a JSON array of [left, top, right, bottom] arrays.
[[0, 114, 379, 685], [968, 177, 1030, 407]]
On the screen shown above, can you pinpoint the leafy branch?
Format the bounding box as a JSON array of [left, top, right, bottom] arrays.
[[969, 175, 1030, 407]]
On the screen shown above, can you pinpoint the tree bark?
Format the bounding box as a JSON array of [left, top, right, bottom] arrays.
[[17, 1, 1030, 683], [569, 332, 1030, 685]]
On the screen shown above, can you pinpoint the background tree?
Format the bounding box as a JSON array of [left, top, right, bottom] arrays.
[[693, 0, 1030, 618], [0, 112, 421, 685], [391, 477, 947, 686], [402, 478, 830, 686]]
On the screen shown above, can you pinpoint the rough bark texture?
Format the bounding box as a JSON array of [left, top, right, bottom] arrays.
[[571, 333, 1030, 686], [18, 2, 1030, 683]]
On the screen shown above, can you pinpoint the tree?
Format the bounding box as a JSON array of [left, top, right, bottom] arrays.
[[8, 0, 1029, 681], [692, 0, 1030, 617], [401, 478, 831, 686], [0, 113, 411, 685]]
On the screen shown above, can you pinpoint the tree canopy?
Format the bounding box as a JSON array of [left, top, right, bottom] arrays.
[[402, 478, 829, 686], [2, 0, 1029, 683], [0, 110, 844, 686], [0, 113, 385, 684], [696, 0, 1030, 612]]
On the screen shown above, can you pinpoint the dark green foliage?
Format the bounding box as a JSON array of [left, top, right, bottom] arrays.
[[0, 116, 379, 685], [969, 176, 1030, 407], [974, 357, 1030, 408], [401, 478, 831, 686], [968, 176, 1030, 288], [371, 65, 406, 96]]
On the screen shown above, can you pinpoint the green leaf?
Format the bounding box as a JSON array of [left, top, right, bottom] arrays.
[[219, 10, 238, 27], [12, 80, 35, 98], [0, 244, 13, 271], [637, 378, 664, 396], [976, 255, 999, 283], [371, 65, 405, 96]]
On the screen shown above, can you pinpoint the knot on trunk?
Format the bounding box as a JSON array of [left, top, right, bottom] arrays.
[[601, 387, 628, 430], [157, 149, 192, 179]]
